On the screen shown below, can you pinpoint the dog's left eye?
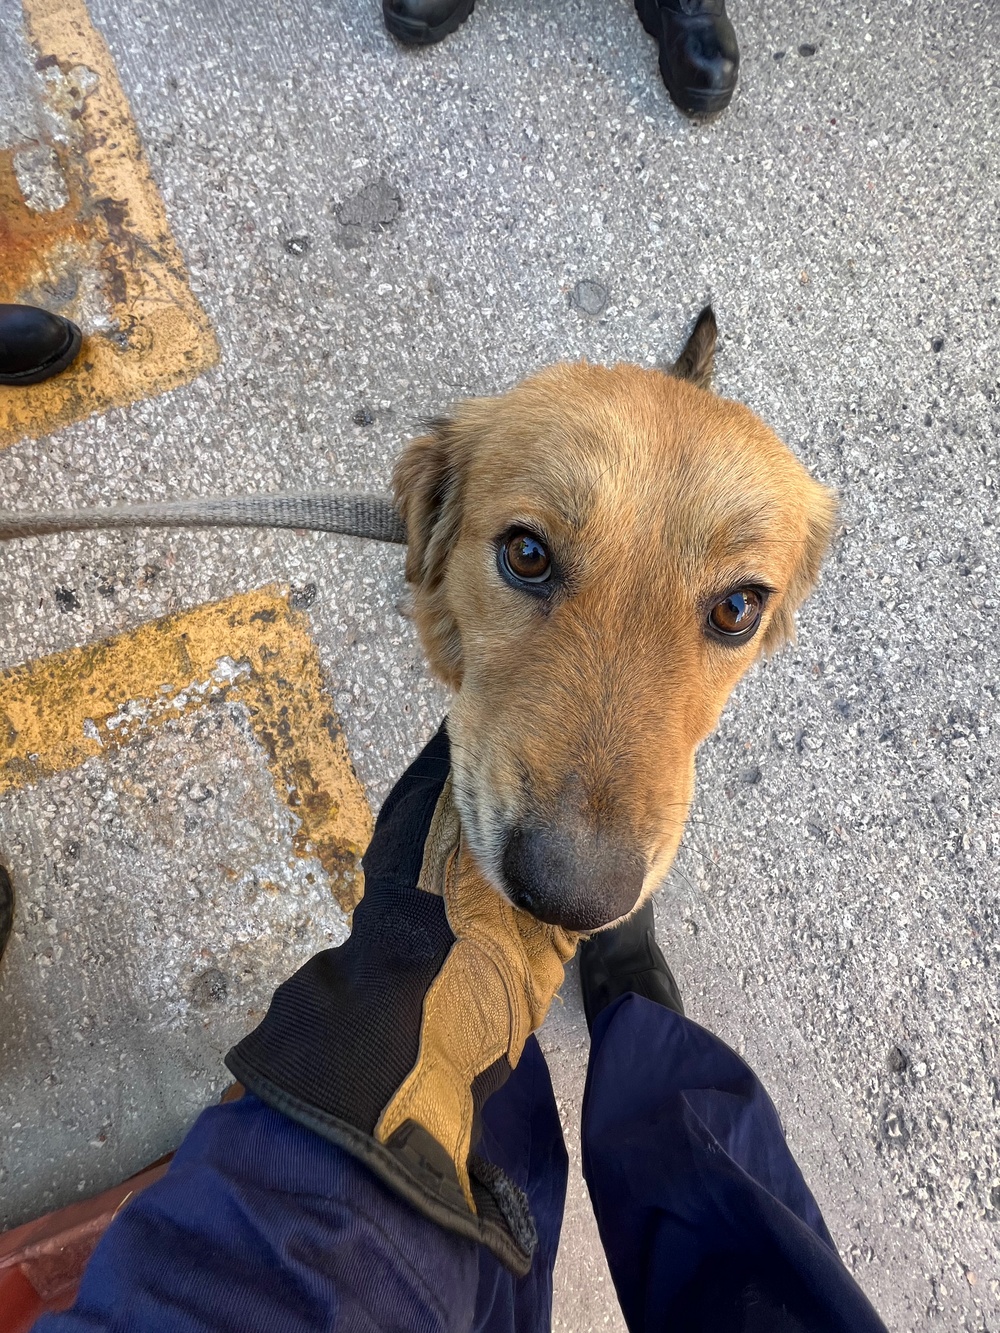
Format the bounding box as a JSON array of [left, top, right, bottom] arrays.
[[500, 531, 552, 586], [708, 587, 765, 640]]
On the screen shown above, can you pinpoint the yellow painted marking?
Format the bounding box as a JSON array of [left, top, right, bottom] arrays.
[[0, 0, 218, 449], [0, 588, 372, 909]]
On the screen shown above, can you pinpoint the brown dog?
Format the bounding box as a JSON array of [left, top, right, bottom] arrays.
[[393, 309, 836, 932]]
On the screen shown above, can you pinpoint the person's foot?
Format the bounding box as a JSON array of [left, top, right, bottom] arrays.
[[0, 864, 13, 967], [383, 0, 475, 45], [635, 0, 739, 118], [0, 304, 82, 387], [579, 900, 684, 1033]]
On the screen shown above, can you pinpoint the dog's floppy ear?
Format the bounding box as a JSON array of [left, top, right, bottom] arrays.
[[392, 416, 467, 687], [671, 306, 717, 390], [761, 478, 839, 653]]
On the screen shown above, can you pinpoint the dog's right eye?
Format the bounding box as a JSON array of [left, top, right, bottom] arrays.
[[707, 587, 765, 641], [499, 531, 552, 587]]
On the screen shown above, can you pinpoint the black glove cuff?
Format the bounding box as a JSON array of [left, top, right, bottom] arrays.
[[224, 1055, 535, 1276]]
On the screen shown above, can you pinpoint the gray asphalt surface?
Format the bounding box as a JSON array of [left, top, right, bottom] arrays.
[[1, 1, 998, 1328]]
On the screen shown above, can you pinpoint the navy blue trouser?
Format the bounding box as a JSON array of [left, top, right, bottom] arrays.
[[36, 994, 887, 1333]]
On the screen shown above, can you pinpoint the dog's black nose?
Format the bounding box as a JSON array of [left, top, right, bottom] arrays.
[[500, 825, 644, 931]]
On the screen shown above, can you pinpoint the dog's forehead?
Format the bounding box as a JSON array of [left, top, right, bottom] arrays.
[[465, 363, 806, 557]]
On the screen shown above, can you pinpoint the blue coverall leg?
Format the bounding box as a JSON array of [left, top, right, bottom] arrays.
[[35, 992, 887, 1333]]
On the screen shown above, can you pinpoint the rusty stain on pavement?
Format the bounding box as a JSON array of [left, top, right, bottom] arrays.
[[0, 0, 218, 449], [0, 588, 372, 909]]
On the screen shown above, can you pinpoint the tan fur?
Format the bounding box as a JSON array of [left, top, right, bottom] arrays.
[[394, 315, 837, 929]]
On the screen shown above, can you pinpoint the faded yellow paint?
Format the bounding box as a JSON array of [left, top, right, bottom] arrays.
[[0, 0, 218, 448], [0, 588, 372, 909]]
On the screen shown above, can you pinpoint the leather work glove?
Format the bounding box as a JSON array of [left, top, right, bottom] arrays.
[[226, 722, 579, 1275]]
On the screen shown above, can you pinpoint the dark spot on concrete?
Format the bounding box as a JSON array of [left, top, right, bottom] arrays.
[[931, 337, 945, 353], [923, 413, 933, 426], [888, 1046, 908, 1074], [0, 712, 17, 748], [336, 178, 402, 229], [741, 765, 762, 785], [290, 582, 318, 610], [64, 840, 81, 861], [99, 197, 128, 229], [42, 271, 79, 305], [250, 608, 278, 624], [34, 54, 59, 70], [798, 43, 817, 57], [191, 967, 228, 1005], [285, 235, 311, 256], [353, 407, 375, 426], [773, 50, 785, 60], [570, 279, 608, 317], [55, 586, 80, 612]]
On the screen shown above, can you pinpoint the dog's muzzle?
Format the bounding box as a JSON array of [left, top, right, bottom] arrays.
[[500, 824, 644, 932]]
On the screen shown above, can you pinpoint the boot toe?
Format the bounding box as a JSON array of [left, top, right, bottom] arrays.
[[579, 901, 685, 1032], [383, 0, 474, 44], [0, 304, 82, 386], [654, 8, 740, 116]]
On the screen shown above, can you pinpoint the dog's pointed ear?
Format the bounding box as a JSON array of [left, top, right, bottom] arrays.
[[670, 306, 717, 390], [392, 416, 467, 687], [761, 479, 839, 653]]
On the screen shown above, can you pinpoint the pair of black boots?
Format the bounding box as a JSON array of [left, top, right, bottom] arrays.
[[384, 0, 739, 118]]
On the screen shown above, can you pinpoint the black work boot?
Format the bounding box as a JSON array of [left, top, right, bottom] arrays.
[[0, 304, 82, 386], [383, 0, 475, 45], [580, 900, 684, 1034], [0, 865, 13, 967], [635, 0, 740, 118]]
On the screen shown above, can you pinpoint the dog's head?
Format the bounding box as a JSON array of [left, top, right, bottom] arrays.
[[394, 310, 836, 931]]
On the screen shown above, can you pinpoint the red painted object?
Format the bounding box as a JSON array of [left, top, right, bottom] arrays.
[[0, 1156, 172, 1332]]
